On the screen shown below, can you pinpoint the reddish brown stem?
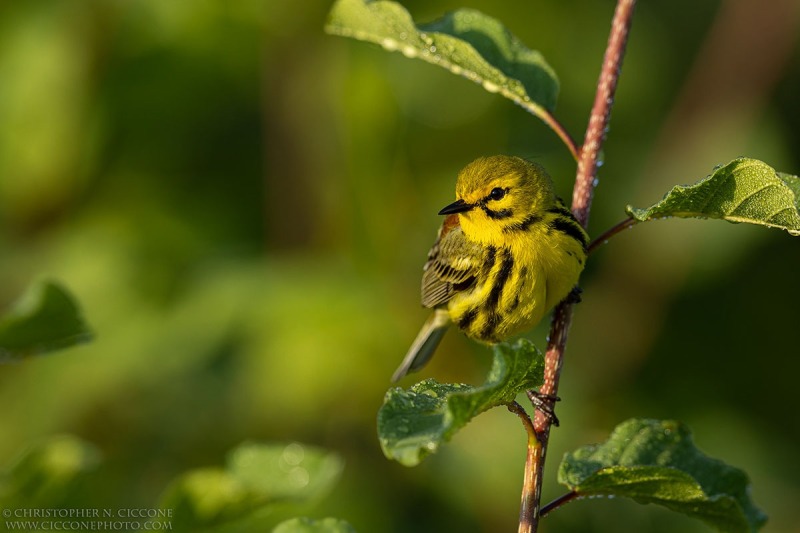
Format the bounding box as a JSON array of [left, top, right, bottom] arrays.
[[572, 0, 637, 227], [518, 1, 637, 531]]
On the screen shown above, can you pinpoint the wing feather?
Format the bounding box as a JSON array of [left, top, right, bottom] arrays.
[[421, 216, 483, 308]]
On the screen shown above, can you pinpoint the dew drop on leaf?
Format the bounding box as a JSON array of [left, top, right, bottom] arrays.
[[288, 466, 310, 488], [401, 45, 418, 58], [282, 443, 305, 466], [381, 38, 399, 51], [482, 80, 500, 93]]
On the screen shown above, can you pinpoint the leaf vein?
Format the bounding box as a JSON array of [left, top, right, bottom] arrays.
[[727, 182, 776, 215]]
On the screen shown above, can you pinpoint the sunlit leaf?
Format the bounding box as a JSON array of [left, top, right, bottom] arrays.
[[325, 0, 559, 120], [558, 418, 767, 533], [160, 442, 343, 531], [378, 339, 544, 466], [627, 158, 800, 236], [0, 280, 93, 362], [273, 517, 356, 533]]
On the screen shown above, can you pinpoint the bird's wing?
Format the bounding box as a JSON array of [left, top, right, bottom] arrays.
[[421, 215, 483, 308]]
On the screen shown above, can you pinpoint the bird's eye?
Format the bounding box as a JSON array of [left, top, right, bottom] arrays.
[[489, 187, 506, 201]]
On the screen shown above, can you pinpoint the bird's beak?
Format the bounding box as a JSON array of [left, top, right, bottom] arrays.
[[438, 199, 474, 215]]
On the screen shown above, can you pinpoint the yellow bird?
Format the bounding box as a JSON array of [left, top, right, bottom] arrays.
[[392, 155, 588, 382]]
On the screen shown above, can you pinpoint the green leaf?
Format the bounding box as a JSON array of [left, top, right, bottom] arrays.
[[0, 435, 102, 507], [160, 442, 343, 531], [626, 158, 800, 236], [325, 0, 559, 120], [160, 468, 256, 531], [0, 280, 93, 362], [273, 517, 356, 533], [226, 442, 343, 503], [558, 418, 767, 533], [378, 339, 544, 466]]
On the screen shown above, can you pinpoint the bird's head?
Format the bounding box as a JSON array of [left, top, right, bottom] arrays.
[[439, 155, 555, 244]]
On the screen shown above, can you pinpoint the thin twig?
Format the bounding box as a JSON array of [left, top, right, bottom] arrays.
[[587, 217, 638, 254], [540, 491, 581, 517], [518, 1, 637, 531]]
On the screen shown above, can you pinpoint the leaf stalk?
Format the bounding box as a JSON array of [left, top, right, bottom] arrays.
[[587, 217, 638, 254], [540, 491, 580, 517], [540, 111, 580, 161]]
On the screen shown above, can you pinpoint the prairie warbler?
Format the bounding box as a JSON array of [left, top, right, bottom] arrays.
[[392, 155, 588, 382]]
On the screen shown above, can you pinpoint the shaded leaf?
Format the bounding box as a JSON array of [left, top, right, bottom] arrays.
[[558, 418, 767, 533], [227, 442, 343, 503], [0, 435, 101, 507], [161, 468, 263, 531], [160, 442, 343, 531], [0, 280, 93, 362], [325, 0, 559, 120], [378, 339, 544, 466], [627, 158, 800, 236], [273, 517, 356, 533]]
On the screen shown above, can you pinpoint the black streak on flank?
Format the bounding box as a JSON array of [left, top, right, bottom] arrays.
[[507, 265, 527, 312], [458, 307, 478, 330], [483, 245, 497, 277], [481, 311, 501, 342], [486, 250, 514, 311], [509, 293, 521, 312], [550, 218, 588, 250]]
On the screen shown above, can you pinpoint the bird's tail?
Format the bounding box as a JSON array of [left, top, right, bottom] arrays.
[[391, 309, 450, 382]]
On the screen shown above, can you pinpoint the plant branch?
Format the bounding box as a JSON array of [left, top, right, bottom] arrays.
[[572, 0, 636, 227], [587, 217, 638, 254], [518, 1, 637, 531]]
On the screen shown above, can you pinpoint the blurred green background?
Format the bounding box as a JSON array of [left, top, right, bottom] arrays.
[[1, 0, 798, 531]]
